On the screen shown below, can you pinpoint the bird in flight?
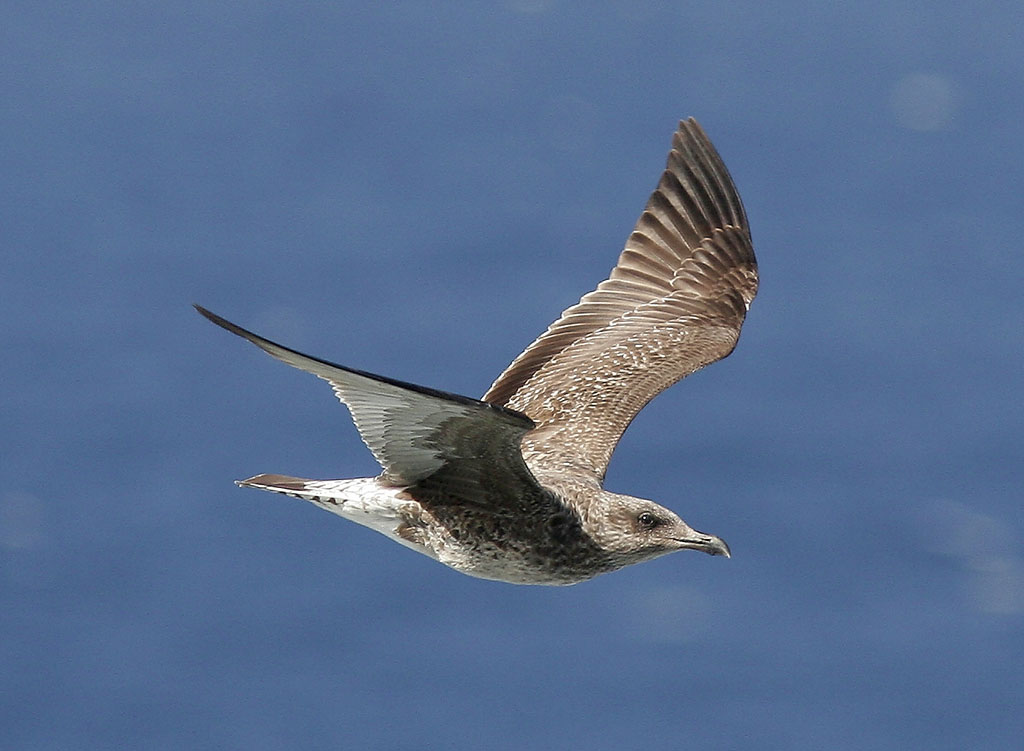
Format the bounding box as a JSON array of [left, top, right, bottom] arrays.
[[197, 118, 758, 585]]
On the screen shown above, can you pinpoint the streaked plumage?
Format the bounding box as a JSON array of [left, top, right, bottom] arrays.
[[198, 118, 757, 585]]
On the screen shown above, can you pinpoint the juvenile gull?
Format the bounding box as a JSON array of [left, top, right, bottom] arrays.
[[197, 118, 758, 585]]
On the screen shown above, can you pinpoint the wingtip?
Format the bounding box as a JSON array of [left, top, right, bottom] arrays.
[[193, 304, 261, 344], [194, 303, 227, 328], [675, 117, 711, 147]]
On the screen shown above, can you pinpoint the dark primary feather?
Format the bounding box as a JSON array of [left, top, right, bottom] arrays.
[[193, 305, 538, 498], [482, 119, 758, 480]]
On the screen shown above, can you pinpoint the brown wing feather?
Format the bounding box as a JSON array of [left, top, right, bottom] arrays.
[[482, 119, 757, 480]]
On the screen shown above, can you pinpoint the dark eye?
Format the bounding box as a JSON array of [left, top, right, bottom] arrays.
[[637, 512, 660, 530]]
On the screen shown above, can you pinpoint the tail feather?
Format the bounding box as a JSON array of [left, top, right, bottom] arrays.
[[235, 473, 382, 512], [237, 473, 325, 501], [233, 473, 433, 558]]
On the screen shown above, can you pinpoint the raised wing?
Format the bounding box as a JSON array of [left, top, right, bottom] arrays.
[[482, 119, 758, 480], [195, 306, 537, 491]]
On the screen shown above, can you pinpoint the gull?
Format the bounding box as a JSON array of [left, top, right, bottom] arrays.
[[197, 118, 758, 585]]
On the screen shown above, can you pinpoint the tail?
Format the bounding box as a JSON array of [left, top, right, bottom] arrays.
[[235, 473, 426, 555], [236, 473, 391, 516], [237, 473, 334, 504]]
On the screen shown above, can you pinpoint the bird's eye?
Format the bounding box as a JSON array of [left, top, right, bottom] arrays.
[[637, 512, 660, 529]]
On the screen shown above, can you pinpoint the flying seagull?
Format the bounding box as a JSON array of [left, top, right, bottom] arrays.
[[197, 118, 758, 585]]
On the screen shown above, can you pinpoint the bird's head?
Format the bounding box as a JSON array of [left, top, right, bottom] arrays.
[[593, 492, 730, 566]]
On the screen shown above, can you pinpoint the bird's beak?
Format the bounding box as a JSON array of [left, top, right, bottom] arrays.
[[675, 532, 731, 558]]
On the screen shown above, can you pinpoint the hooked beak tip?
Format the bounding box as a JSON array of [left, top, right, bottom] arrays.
[[679, 533, 730, 558]]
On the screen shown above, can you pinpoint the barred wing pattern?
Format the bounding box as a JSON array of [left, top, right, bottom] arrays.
[[483, 119, 758, 480]]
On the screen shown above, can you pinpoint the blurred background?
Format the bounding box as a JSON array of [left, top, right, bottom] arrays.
[[3, 2, 1022, 749]]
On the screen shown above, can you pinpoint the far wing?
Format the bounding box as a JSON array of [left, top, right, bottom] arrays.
[[196, 306, 536, 490]]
